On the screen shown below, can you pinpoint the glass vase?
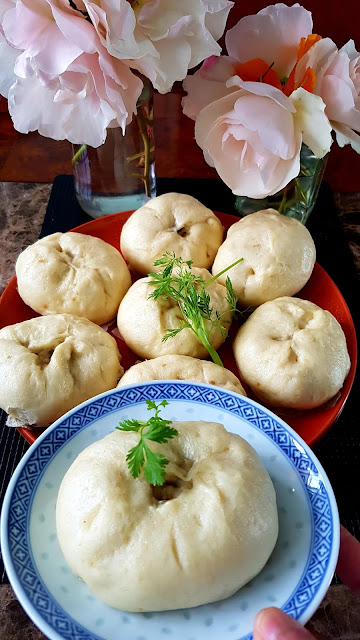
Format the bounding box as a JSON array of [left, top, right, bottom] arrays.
[[234, 144, 328, 225], [71, 78, 156, 218]]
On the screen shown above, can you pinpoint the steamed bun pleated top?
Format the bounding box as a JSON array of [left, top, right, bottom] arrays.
[[120, 193, 224, 275], [233, 297, 351, 409], [16, 232, 131, 325]]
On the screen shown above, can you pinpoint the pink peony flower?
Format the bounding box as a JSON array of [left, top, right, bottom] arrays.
[[194, 79, 303, 198], [0, 0, 143, 147], [84, 0, 234, 93], [296, 38, 360, 152], [225, 2, 313, 79], [183, 3, 333, 197], [183, 3, 323, 120], [182, 55, 239, 120]]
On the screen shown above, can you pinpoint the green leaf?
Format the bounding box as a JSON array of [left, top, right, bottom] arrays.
[[145, 399, 158, 411], [116, 419, 144, 433], [116, 400, 177, 485], [143, 446, 169, 486], [126, 442, 145, 479], [225, 276, 238, 311], [146, 419, 178, 443], [162, 324, 189, 342]]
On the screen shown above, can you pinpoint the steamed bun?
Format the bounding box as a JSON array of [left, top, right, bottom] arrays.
[[233, 297, 351, 409], [117, 267, 233, 359], [117, 354, 247, 396], [212, 209, 316, 307], [0, 314, 122, 427], [15, 232, 131, 325], [120, 193, 224, 275], [56, 420, 278, 611]]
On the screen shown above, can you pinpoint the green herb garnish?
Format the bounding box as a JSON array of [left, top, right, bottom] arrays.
[[116, 400, 178, 485], [148, 253, 243, 367]]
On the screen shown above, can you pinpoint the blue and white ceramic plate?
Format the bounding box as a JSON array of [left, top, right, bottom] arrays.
[[1, 382, 339, 640]]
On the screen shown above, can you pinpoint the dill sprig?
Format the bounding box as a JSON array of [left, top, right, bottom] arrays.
[[148, 253, 243, 367]]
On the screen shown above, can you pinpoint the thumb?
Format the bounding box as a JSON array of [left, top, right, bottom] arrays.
[[254, 607, 316, 640]]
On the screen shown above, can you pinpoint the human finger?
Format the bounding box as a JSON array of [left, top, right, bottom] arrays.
[[336, 525, 360, 592], [254, 607, 317, 640]]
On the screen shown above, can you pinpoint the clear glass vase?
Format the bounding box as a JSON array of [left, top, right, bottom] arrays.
[[71, 78, 156, 218], [234, 144, 328, 225]]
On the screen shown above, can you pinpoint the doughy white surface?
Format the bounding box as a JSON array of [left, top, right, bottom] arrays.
[[120, 193, 224, 275], [56, 421, 278, 611], [0, 314, 123, 427], [117, 267, 233, 359], [117, 354, 246, 396], [233, 297, 351, 409], [212, 210, 316, 307], [15, 232, 132, 325]]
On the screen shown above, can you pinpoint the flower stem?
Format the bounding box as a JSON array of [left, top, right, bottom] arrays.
[[278, 181, 291, 215], [71, 144, 87, 165], [135, 105, 151, 196]]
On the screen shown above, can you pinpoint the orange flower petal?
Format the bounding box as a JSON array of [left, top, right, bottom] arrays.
[[284, 66, 316, 96], [299, 67, 316, 93], [235, 58, 282, 90], [283, 66, 296, 96], [297, 34, 322, 62], [283, 34, 321, 96]]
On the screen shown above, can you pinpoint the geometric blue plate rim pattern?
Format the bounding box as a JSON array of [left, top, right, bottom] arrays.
[[1, 381, 340, 640]]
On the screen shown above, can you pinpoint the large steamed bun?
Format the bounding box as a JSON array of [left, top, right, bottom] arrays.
[[117, 267, 233, 359], [0, 314, 122, 427], [120, 193, 224, 275], [15, 232, 131, 325], [212, 210, 316, 307], [56, 420, 278, 611], [233, 297, 351, 409], [117, 354, 246, 396]]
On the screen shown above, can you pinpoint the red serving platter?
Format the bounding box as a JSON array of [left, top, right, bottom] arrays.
[[0, 210, 357, 447]]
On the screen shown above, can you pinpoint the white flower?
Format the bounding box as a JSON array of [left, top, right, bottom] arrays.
[[84, 0, 234, 93], [0, 0, 143, 147]]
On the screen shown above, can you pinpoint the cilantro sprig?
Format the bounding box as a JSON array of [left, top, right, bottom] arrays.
[[148, 253, 243, 367], [116, 400, 178, 486]]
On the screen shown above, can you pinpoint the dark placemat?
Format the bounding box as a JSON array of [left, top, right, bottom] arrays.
[[1, 176, 359, 584]]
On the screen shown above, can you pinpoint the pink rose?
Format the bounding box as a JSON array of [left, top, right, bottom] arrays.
[[294, 37, 360, 152], [321, 41, 360, 152], [84, 0, 234, 93], [183, 55, 239, 120], [194, 79, 302, 198], [225, 2, 313, 79], [0, 0, 142, 147], [183, 4, 333, 197]]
